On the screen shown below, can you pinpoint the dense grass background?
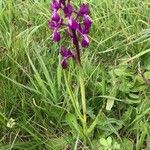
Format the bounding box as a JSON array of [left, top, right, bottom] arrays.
[[0, 0, 150, 149]]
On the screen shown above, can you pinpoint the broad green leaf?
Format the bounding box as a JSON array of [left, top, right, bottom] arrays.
[[99, 138, 107, 146], [114, 66, 132, 77], [47, 136, 71, 150], [144, 71, 150, 79], [113, 142, 120, 149], [128, 93, 139, 99], [66, 113, 82, 137], [121, 138, 133, 150], [107, 137, 112, 146]]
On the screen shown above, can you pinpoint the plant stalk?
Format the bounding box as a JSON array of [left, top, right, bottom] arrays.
[[64, 71, 83, 121], [79, 69, 87, 133]]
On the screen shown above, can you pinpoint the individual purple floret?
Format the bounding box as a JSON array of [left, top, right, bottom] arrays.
[[60, 46, 74, 69], [63, 2, 73, 17], [50, 0, 61, 11], [48, 0, 92, 69], [53, 29, 61, 42], [79, 4, 90, 16]]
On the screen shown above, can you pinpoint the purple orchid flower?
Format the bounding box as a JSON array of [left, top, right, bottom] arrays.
[[50, 0, 61, 11], [52, 29, 61, 42], [79, 4, 90, 16], [49, 0, 92, 69], [63, 2, 73, 17], [60, 46, 74, 69], [52, 11, 60, 22]]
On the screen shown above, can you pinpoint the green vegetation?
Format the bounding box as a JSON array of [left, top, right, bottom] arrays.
[[0, 0, 150, 149]]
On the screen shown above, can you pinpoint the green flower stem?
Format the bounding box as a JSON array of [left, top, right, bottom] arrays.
[[64, 71, 83, 122], [64, 69, 87, 139], [79, 68, 87, 133]]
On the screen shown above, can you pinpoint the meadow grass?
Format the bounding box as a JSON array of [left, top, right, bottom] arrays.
[[0, 0, 150, 149]]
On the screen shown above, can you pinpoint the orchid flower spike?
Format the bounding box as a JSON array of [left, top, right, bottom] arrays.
[[49, 0, 92, 69]]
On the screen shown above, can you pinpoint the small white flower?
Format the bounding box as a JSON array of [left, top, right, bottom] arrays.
[[7, 118, 16, 128]]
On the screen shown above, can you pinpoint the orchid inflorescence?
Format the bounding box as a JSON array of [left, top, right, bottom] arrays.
[[49, 0, 92, 69]]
